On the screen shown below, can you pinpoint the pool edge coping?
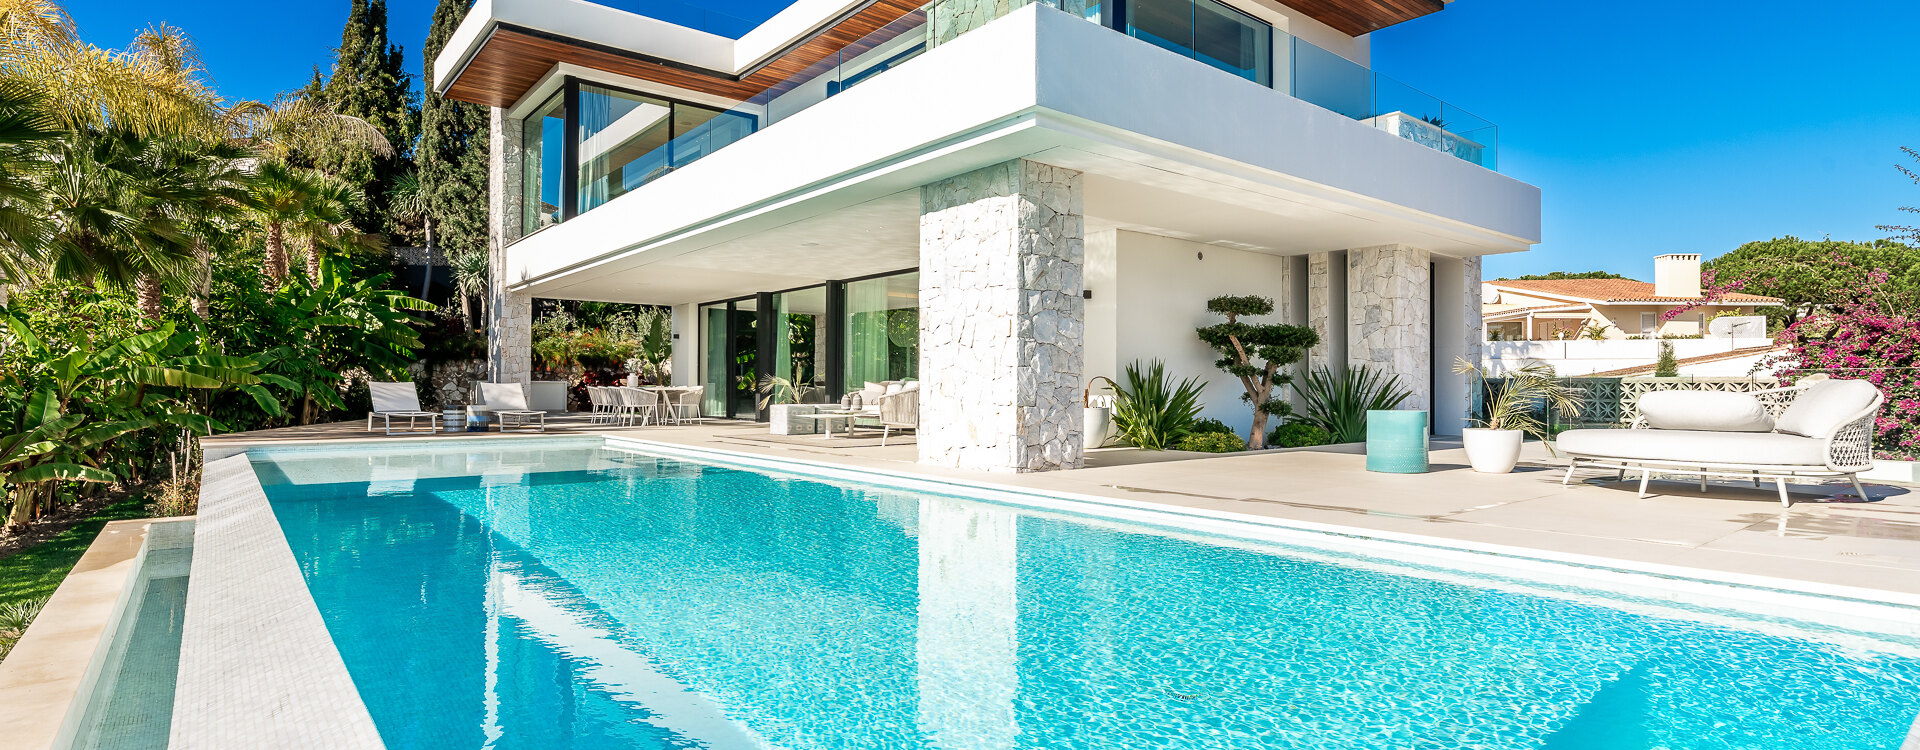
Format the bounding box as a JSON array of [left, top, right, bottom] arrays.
[[0, 516, 193, 750], [169, 454, 384, 750], [592, 435, 1920, 626]]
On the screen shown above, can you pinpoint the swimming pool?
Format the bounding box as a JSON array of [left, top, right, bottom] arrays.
[[251, 440, 1920, 749]]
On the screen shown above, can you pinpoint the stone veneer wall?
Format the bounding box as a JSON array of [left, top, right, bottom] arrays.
[[1462, 254, 1484, 376], [487, 108, 533, 385], [1306, 251, 1334, 365], [1347, 244, 1433, 410], [919, 159, 1085, 472]]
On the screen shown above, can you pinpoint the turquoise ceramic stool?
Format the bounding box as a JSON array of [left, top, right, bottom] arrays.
[[1365, 410, 1429, 473]]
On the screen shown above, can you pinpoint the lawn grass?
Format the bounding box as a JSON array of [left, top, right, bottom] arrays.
[[0, 493, 151, 610]]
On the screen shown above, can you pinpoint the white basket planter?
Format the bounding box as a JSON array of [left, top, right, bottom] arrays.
[[770, 404, 820, 436]]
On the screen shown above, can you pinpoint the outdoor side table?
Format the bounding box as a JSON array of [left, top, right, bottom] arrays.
[[1365, 409, 1429, 473], [441, 406, 464, 433]]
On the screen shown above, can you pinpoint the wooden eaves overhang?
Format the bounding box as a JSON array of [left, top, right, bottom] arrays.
[[439, 0, 1443, 109]]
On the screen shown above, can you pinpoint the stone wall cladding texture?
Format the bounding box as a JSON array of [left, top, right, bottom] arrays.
[[1462, 254, 1484, 411], [488, 108, 533, 386], [1347, 244, 1433, 410], [1307, 251, 1333, 365], [919, 159, 1085, 472]]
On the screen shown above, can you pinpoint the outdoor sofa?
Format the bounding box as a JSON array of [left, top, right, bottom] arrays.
[[1556, 378, 1883, 507]]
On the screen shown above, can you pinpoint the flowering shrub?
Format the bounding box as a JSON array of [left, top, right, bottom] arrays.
[[1763, 271, 1920, 460]]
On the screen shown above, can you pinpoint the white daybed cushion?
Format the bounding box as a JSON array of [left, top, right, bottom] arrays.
[[1774, 379, 1880, 438], [1557, 428, 1827, 467], [1636, 391, 1774, 432]]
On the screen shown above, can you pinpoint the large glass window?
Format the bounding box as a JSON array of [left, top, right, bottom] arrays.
[[728, 297, 759, 418], [521, 92, 565, 235], [577, 84, 673, 214], [1123, 0, 1270, 87], [844, 272, 919, 387], [771, 287, 831, 404]]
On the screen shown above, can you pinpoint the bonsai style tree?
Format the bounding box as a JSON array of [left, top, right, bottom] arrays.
[[1195, 295, 1318, 450]]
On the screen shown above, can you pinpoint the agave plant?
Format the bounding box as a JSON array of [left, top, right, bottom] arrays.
[[1453, 357, 1585, 452], [1297, 365, 1412, 444], [1111, 359, 1206, 450]]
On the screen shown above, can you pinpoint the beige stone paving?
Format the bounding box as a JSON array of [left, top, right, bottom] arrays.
[[207, 418, 1920, 597]]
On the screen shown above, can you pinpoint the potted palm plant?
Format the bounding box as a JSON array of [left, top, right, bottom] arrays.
[[1452, 357, 1585, 473]]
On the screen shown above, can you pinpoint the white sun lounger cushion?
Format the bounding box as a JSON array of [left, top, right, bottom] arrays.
[[1636, 391, 1773, 433]]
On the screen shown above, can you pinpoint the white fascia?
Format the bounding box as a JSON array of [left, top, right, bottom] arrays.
[[432, 0, 737, 94], [433, 0, 883, 95], [502, 6, 1539, 294]]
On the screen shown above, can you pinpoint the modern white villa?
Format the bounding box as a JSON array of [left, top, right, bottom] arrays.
[[431, 0, 1541, 471]]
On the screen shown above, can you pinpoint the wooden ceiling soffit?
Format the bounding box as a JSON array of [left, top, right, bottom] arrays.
[[442, 0, 924, 109], [1282, 0, 1445, 36]]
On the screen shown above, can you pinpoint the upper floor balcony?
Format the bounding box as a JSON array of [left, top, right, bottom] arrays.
[[439, 0, 1493, 237]]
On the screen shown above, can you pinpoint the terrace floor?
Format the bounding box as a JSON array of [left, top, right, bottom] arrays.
[[205, 415, 1920, 598]]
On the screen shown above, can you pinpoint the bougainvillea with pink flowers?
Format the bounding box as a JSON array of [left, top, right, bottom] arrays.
[[1762, 270, 1920, 460]]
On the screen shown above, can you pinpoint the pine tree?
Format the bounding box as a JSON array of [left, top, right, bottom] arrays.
[[419, 0, 491, 272], [316, 0, 418, 234], [1654, 340, 1679, 377]]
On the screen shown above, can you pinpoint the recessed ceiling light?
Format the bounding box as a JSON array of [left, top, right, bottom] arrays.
[[800, 241, 820, 247]]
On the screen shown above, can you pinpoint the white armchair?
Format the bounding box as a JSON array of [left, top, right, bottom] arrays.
[[873, 383, 919, 446]]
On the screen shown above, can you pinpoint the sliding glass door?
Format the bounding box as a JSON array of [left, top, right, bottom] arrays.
[[844, 272, 919, 387], [698, 269, 919, 421], [771, 286, 831, 404]]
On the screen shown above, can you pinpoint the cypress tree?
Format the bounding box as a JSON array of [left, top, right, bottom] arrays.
[[318, 0, 418, 233], [419, 0, 491, 268]]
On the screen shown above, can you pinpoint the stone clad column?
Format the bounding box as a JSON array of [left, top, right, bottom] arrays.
[[1306, 251, 1348, 370], [919, 159, 1084, 472], [487, 108, 533, 386], [1347, 244, 1433, 411], [1462, 255, 1483, 377]]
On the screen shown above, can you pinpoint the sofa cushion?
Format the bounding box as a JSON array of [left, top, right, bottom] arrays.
[[1637, 391, 1774, 432], [1775, 379, 1881, 438], [1558, 428, 1827, 467], [861, 381, 889, 402]]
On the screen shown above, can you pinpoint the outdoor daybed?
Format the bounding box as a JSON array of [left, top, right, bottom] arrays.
[[1556, 378, 1883, 507], [365, 381, 441, 435]]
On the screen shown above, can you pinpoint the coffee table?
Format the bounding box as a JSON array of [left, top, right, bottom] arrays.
[[804, 410, 874, 439]]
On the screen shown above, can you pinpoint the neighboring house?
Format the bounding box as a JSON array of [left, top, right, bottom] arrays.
[[432, 0, 1541, 471], [1482, 254, 1781, 341]]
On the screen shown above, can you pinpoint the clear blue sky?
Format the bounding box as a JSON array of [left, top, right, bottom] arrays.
[[67, 0, 1920, 281]]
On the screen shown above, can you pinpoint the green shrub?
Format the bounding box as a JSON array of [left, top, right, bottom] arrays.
[[1297, 365, 1412, 443], [1654, 340, 1679, 377], [1267, 422, 1331, 448], [1174, 432, 1245, 453], [1190, 418, 1234, 435], [1111, 359, 1206, 450]]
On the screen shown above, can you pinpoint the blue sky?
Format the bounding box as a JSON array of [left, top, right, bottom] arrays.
[[66, 0, 1920, 281]]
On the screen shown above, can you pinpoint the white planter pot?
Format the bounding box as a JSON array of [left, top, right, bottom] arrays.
[[1083, 406, 1115, 448], [625, 375, 639, 387], [1462, 428, 1524, 474]]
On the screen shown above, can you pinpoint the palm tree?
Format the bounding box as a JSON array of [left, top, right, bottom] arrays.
[[248, 161, 324, 288], [449, 246, 489, 330], [387, 171, 433, 299], [0, 79, 63, 306], [0, 6, 221, 139], [38, 130, 193, 298]]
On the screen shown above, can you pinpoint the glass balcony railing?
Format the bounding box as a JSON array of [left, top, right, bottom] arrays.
[[605, 0, 1494, 204]]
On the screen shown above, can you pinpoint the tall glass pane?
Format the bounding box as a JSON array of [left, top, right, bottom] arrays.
[[577, 84, 673, 214], [844, 272, 919, 387], [1193, 0, 1268, 86], [771, 287, 831, 405], [700, 303, 728, 416], [729, 298, 759, 418], [1291, 40, 1374, 120], [520, 92, 565, 235]]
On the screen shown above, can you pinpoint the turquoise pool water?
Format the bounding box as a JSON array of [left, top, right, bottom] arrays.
[[253, 442, 1920, 750], [72, 546, 190, 750]]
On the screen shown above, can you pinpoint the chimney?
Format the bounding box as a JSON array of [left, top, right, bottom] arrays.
[[1653, 253, 1701, 298]]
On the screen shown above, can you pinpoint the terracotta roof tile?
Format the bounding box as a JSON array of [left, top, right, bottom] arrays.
[[1488, 278, 1781, 304]]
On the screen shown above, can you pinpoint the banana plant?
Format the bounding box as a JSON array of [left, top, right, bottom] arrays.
[[1, 305, 271, 527]]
